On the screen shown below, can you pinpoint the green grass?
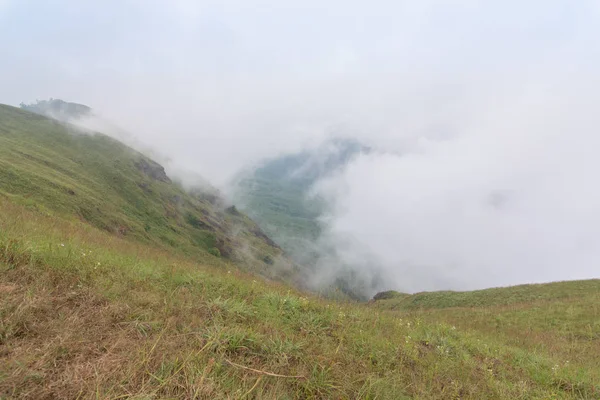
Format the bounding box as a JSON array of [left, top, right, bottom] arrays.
[[0, 104, 293, 280], [0, 104, 599, 399], [1, 199, 599, 399], [372, 281, 600, 310], [372, 284, 600, 397]]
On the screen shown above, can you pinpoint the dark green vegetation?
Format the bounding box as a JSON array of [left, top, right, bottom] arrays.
[[1, 104, 599, 399], [233, 138, 368, 250], [233, 174, 323, 257], [0, 104, 294, 280], [232, 138, 373, 298]]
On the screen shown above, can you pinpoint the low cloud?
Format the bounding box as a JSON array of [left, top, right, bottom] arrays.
[[315, 77, 600, 293]]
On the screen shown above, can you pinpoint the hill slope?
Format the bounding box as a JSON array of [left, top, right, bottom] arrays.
[[372, 281, 600, 398], [0, 104, 295, 280], [372, 280, 600, 310], [1, 104, 599, 399]]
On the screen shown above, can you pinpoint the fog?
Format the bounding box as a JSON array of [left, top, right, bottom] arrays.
[[2, 1, 600, 293], [316, 80, 600, 292]]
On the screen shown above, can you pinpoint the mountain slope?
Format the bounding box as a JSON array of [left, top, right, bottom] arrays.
[[233, 138, 367, 251], [232, 138, 376, 298], [0, 104, 294, 280]]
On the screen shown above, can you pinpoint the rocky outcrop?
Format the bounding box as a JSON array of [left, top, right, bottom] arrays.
[[134, 157, 171, 183]]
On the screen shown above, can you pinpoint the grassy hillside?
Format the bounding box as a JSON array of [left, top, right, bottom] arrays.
[[2, 198, 600, 399], [1, 104, 599, 398], [0, 104, 294, 280], [371, 280, 600, 310], [372, 282, 600, 399]]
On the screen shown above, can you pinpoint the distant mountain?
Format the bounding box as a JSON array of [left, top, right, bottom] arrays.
[[232, 138, 376, 298], [252, 137, 369, 186], [233, 137, 368, 250]]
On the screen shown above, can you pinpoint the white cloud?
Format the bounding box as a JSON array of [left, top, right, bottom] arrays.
[[317, 75, 600, 292]]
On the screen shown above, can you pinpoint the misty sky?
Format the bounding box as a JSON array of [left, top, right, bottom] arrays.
[[2, 1, 600, 292]]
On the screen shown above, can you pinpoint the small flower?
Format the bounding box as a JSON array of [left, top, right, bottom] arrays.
[[60, 243, 65, 247]]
